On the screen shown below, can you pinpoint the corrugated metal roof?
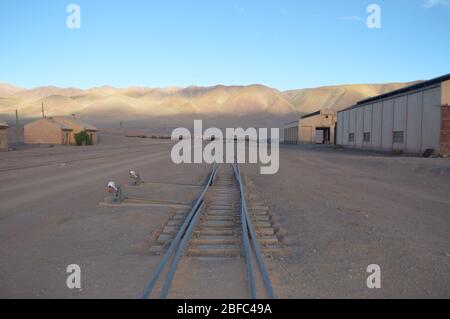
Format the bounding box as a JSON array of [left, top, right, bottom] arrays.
[[339, 73, 450, 113]]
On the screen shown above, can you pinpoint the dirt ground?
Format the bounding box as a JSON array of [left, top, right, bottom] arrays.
[[0, 135, 449, 298], [0, 133, 210, 298], [241, 144, 450, 299]]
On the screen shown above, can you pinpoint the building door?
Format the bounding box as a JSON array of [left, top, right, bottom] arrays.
[[324, 128, 330, 143], [63, 132, 70, 145], [315, 127, 331, 144]]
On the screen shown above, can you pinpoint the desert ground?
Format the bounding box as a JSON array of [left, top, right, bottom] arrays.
[[0, 133, 449, 298]]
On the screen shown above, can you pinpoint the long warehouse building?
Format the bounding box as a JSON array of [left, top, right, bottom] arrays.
[[337, 73, 450, 156]]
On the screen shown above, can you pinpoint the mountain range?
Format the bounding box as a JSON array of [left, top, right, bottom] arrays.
[[0, 81, 417, 128]]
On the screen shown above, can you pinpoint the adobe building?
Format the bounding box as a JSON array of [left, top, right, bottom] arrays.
[[0, 120, 9, 150], [52, 116, 99, 144], [24, 116, 98, 145], [284, 109, 337, 144], [337, 73, 450, 156]]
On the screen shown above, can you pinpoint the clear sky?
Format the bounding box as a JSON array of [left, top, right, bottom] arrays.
[[0, 0, 449, 90]]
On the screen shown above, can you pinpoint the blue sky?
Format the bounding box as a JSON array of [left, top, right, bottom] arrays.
[[0, 0, 449, 90]]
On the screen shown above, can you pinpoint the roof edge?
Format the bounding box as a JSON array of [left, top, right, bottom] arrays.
[[357, 73, 450, 105], [301, 110, 321, 119], [338, 73, 450, 113]]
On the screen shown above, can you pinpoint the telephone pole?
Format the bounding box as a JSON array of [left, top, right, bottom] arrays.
[[15, 109, 20, 147], [41, 98, 45, 118]]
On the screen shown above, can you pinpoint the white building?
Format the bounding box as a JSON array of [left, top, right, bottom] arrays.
[[337, 74, 450, 156]]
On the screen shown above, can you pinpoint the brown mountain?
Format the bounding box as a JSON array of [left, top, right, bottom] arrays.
[[0, 82, 25, 98], [283, 82, 419, 114], [0, 81, 416, 127]]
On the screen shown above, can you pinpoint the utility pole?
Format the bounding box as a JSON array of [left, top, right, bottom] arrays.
[[15, 109, 20, 147], [41, 98, 45, 119]]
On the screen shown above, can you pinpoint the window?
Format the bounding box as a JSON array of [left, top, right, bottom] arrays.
[[363, 132, 371, 142], [393, 131, 404, 143], [348, 133, 355, 143]]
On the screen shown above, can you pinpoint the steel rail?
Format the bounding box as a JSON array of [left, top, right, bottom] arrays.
[[140, 163, 217, 299], [159, 200, 205, 298], [141, 163, 275, 299], [232, 164, 257, 298], [241, 193, 257, 298], [233, 164, 276, 299]]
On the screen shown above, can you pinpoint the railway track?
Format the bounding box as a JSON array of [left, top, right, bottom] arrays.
[[141, 163, 278, 299]]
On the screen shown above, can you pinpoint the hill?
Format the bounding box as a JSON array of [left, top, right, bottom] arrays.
[[0, 81, 416, 127]]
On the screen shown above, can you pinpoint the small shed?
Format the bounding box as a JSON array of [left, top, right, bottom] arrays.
[[52, 116, 99, 144], [0, 120, 9, 150], [24, 117, 98, 145], [24, 118, 73, 145]]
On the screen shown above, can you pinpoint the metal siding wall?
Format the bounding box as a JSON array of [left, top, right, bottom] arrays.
[[406, 92, 423, 153], [339, 84, 443, 154], [349, 109, 356, 147], [356, 108, 364, 147], [284, 126, 299, 144], [342, 111, 349, 146], [372, 102, 383, 150], [337, 112, 343, 144], [363, 105, 372, 149], [363, 105, 372, 132], [394, 96, 407, 129], [381, 100, 394, 150], [422, 87, 441, 151], [393, 96, 407, 151]]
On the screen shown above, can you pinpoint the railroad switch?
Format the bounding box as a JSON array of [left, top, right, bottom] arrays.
[[107, 181, 123, 203], [129, 170, 142, 186]]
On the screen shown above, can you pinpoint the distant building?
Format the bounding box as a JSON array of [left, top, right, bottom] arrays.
[[284, 120, 299, 144], [0, 120, 9, 150], [52, 116, 99, 144], [24, 116, 98, 145], [284, 109, 337, 144], [337, 73, 450, 156]]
